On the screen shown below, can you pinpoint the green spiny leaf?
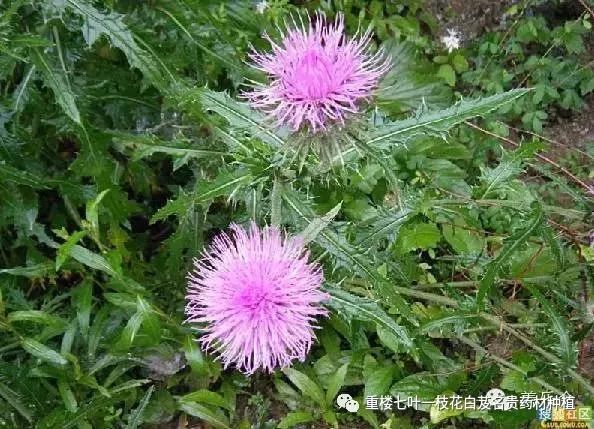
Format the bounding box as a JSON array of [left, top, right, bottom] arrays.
[[8, 310, 67, 328], [523, 283, 576, 368], [282, 368, 326, 407], [29, 48, 80, 124], [56, 230, 87, 270], [270, 178, 283, 226], [282, 186, 417, 325], [155, 5, 244, 74], [183, 88, 286, 148], [338, 89, 530, 164], [477, 204, 545, 310], [68, 245, 118, 276], [38, 394, 119, 429], [180, 390, 232, 411], [72, 281, 92, 338], [57, 380, 78, 412], [0, 381, 33, 423], [298, 202, 342, 245], [177, 401, 230, 429], [126, 385, 154, 429], [22, 338, 68, 366], [324, 286, 414, 350], [277, 411, 315, 429], [0, 263, 54, 278], [355, 207, 413, 246], [370, 89, 530, 148], [54, 0, 170, 91], [151, 169, 253, 223], [111, 132, 227, 162], [0, 163, 51, 189], [325, 363, 348, 405], [478, 140, 542, 198]]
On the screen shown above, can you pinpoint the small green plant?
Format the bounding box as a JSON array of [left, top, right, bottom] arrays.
[[461, 7, 594, 132]]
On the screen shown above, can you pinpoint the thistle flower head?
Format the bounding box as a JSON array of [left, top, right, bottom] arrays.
[[244, 12, 390, 132], [185, 223, 328, 374]]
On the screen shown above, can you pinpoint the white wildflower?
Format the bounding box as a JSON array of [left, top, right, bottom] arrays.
[[441, 29, 461, 53], [255, 0, 268, 14]]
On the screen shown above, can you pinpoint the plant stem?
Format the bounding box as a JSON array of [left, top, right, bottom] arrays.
[[465, 121, 593, 193], [463, 322, 547, 333], [393, 285, 459, 307], [480, 313, 594, 397], [457, 335, 563, 395], [414, 276, 553, 289], [431, 198, 586, 219], [391, 284, 594, 396]]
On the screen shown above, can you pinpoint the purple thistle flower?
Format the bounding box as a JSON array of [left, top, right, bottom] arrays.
[[185, 223, 328, 375], [244, 12, 390, 132]]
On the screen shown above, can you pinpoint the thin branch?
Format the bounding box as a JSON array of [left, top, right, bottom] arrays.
[[578, 0, 594, 19], [504, 123, 594, 162], [413, 276, 554, 289], [465, 121, 593, 194], [458, 335, 563, 395], [391, 284, 594, 395]]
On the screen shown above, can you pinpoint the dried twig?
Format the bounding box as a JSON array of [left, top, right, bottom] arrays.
[[578, 0, 594, 20], [464, 121, 593, 194], [504, 123, 594, 162]]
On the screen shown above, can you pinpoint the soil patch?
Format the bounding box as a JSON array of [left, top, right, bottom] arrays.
[[546, 94, 594, 157], [424, 0, 519, 42]]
